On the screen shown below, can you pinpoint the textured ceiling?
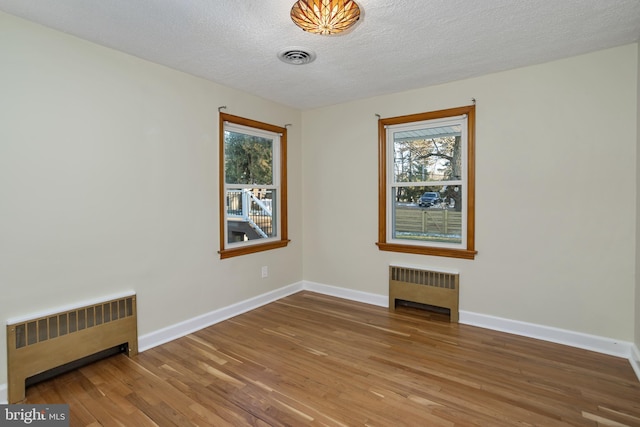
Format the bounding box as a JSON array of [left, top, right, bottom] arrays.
[[1, 0, 639, 110]]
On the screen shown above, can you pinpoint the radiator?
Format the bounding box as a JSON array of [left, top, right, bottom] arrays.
[[389, 266, 459, 322], [6, 293, 138, 403]]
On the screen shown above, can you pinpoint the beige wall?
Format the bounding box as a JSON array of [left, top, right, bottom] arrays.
[[0, 12, 303, 387], [302, 44, 638, 341]]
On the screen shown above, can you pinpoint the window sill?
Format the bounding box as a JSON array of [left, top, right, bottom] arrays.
[[376, 242, 477, 260], [219, 240, 290, 259]]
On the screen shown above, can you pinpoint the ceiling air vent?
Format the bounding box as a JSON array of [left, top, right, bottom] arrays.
[[278, 48, 316, 65]]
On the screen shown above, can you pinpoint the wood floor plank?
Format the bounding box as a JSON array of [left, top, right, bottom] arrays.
[[23, 291, 640, 426]]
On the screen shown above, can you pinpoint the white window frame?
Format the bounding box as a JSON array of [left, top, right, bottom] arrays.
[[224, 122, 280, 248], [386, 115, 468, 249]]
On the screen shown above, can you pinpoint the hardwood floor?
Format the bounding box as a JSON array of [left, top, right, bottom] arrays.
[[25, 291, 640, 426]]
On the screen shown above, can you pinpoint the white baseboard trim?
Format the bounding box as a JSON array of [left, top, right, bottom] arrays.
[[138, 282, 303, 352], [631, 343, 640, 381], [138, 281, 384, 353], [302, 280, 388, 307], [459, 310, 634, 360], [3, 282, 637, 402], [143, 279, 638, 382], [302, 283, 638, 382], [0, 283, 305, 404]]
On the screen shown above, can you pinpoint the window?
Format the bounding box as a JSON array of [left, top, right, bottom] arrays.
[[219, 112, 289, 259], [377, 105, 476, 259]]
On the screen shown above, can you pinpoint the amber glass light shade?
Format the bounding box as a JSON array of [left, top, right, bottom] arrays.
[[290, 0, 361, 35]]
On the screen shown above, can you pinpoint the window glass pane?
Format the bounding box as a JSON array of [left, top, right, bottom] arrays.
[[392, 185, 463, 244], [393, 125, 462, 183], [225, 131, 273, 185], [226, 188, 276, 244]]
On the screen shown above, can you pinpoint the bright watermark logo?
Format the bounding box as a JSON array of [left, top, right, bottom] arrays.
[[0, 405, 69, 426]]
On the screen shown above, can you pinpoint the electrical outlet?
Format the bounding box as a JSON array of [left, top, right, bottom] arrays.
[[261, 266, 268, 278]]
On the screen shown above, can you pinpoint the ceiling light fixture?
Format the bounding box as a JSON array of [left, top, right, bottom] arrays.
[[290, 0, 361, 35]]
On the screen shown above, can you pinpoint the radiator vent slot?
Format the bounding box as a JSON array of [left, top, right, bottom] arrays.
[[390, 266, 457, 290], [13, 297, 134, 349], [389, 266, 459, 322], [7, 294, 138, 403]]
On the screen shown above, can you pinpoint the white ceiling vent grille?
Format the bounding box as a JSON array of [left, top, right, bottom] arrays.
[[278, 48, 316, 65]]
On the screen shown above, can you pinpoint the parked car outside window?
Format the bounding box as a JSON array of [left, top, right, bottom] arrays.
[[418, 192, 442, 207]]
